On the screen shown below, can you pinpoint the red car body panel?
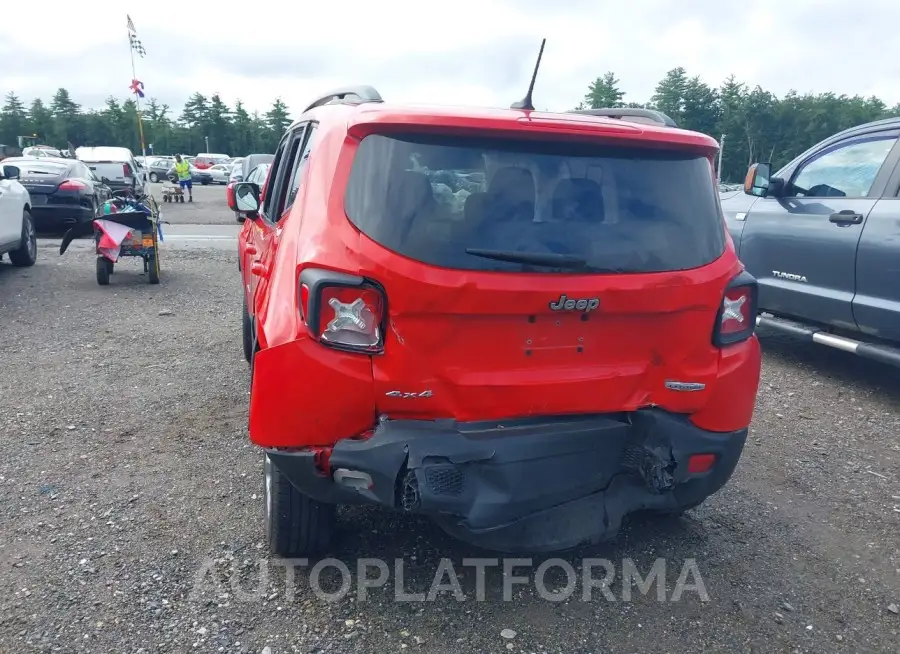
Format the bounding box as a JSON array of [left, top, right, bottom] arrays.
[[239, 103, 761, 450]]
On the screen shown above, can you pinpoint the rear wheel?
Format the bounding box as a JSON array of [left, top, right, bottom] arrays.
[[9, 209, 37, 267], [96, 256, 110, 285], [264, 454, 336, 557]]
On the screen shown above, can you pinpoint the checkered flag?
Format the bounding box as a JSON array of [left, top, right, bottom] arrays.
[[129, 32, 146, 57], [127, 15, 146, 57]]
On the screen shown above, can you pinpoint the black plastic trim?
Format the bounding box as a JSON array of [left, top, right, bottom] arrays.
[[568, 107, 678, 128], [302, 86, 383, 114], [265, 409, 749, 552]]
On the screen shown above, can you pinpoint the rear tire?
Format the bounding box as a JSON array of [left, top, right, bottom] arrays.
[[264, 454, 335, 557], [9, 209, 37, 267], [96, 256, 110, 285]]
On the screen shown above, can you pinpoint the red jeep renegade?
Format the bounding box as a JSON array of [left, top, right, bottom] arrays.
[[231, 83, 762, 556]]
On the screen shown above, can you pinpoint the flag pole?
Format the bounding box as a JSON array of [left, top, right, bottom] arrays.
[[127, 18, 147, 161]]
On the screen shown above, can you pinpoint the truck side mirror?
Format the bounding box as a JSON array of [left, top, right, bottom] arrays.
[[744, 162, 771, 197]]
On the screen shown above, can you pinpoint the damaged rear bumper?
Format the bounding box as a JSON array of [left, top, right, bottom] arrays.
[[264, 409, 747, 552]]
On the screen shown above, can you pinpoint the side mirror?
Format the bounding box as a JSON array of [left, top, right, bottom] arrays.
[[1, 165, 20, 180], [744, 162, 772, 197], [229, 181, 261, 217]]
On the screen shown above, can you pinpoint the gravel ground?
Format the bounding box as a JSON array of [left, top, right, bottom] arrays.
[[149, 184, 233, 226], [1, 229, 899, 653]]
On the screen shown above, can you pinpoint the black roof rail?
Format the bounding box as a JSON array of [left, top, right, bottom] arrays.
[[568, 107, 678, 128], [302, 85, 383, 114]]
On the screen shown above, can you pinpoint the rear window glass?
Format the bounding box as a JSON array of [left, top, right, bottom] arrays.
[[87, 163, 132, 179], [15, 162, 68, 174], [344, 133, 725, 273]]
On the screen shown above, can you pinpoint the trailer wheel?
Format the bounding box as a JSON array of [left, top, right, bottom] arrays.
[[96, 256, 110, 285], [148, 253, 160, 284]]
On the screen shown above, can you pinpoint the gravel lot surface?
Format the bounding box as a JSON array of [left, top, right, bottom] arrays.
[[150, 184, 234, 226], [1, 207, 899, 652]]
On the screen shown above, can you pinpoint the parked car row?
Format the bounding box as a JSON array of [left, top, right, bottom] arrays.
[[0, 145, 147, 257], [0, 156, 113, 231], [164, 160, 213, 186], [139, 155, 254, 186], [1, 143, 256, 274]]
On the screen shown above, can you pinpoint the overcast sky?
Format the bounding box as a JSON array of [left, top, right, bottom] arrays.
[[1, 0, 897, 120]]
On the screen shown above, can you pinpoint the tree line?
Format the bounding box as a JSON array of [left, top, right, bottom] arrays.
[[578, 68, 900, 182], [2, 68, 898, 181], [0, 88, 291, 158]]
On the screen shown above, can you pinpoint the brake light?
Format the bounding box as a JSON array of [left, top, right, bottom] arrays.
[[123, 163, 131, 177], [58, 180, 87, 191], [713, 270, 758, 347], [299, 271, 386, 354]]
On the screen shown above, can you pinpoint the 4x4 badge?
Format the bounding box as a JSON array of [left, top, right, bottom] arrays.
[[385, 390, 433, 399], [549, 294, 600, 312]]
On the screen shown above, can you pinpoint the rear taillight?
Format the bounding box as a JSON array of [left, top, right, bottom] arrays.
[[299, 269, 386, 354], [58, 180, 87, 191], [713, 270, 758, 347], [123, 163, 132, 177]]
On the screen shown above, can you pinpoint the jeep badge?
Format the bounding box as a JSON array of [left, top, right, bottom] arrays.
[[549, 294, 600, 312]]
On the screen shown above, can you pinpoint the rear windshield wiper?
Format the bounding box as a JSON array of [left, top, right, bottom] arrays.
[[465, 248, 587, 267], [465, 248, 628, 273]]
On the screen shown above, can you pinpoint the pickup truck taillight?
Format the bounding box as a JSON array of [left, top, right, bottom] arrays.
[[299, 269, 386, 354], [713, 270, 758, 347]]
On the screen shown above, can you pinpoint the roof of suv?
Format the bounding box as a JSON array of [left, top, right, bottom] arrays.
[[293, 86, 719, 154]]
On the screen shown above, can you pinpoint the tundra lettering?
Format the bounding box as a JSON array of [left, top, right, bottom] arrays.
[[549, 294, 600, 312], [772, 270, 808, 283]]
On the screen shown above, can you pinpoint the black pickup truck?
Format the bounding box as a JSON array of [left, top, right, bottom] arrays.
[[720, 116, 900, 368]]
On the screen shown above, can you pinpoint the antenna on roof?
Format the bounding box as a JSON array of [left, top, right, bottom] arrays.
[[510, 38, 546, 111]]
